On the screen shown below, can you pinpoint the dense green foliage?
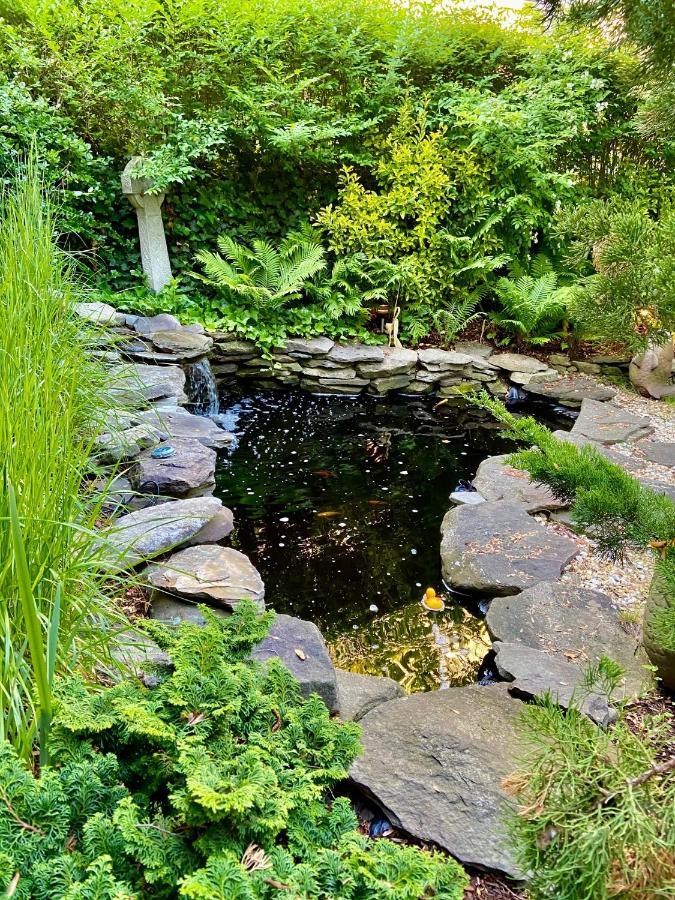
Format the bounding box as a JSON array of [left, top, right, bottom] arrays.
[[0, 603, 468, 898], [1, 0, 672, 345], [0, 168, 121, 761], [506, 682, 675, 898]]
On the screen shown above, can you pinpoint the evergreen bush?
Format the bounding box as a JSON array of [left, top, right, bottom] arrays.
[[0, 603, 468, 898]]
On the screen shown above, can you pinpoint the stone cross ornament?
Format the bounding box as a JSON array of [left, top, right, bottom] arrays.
[[121, 158, 172, 293]]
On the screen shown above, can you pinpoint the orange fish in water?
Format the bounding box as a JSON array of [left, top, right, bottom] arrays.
[[313, 470, 336, 478], [316, 510, 340, 518], [367, 499, 387, 506]]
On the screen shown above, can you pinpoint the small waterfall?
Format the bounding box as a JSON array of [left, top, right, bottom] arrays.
[[184, 358, 220, 416]]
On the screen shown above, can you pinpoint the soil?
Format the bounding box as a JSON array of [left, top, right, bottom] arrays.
[[466, 873, 527, 899]]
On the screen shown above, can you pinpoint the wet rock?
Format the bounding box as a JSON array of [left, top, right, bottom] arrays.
[[284, 336, 334, 357], [146, 329, 213, 360], [489, 353, 548, 374], [327, 344, 385, 364], [570, 398, 653, 445], [129, 438, 216, 497], [368, 374, 413, 393], [103, 496, 232, 568], [350, 684, 524, 876], [486, 581, 650, 699], [493, 642, 615, 726], [146, 544, 265, 610], [139, 407, 233, 450], [472, 455, 567, 513], [252, 614, 338, 710], [440, 500, 578, 595], [521, 374, 616, 406], [133, 313, 182, 334], [336, 670, 403, 721], [110, 363, 188, 405], [74, 301, 126, 326], [357, 347, 418, 378]]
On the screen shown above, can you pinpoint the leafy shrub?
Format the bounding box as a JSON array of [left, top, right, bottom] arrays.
[[506, 679, 675, 899], [0, 604, 468, 898], [489, 255, 570, 347]]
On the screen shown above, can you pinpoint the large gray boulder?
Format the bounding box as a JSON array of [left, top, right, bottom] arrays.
[[139, 407, 233, 450], [129, 437, 216, 497], [570, 398, 653, 445], [104, 497, 233, 568], [336, 670, 403, 721], [350, 684, 524, 876], [472, 455, 567, 513], [493, 641, 615, 726], [486, 581, 650, 699], [521, 374, 616, 406], [146, 544, 265, 610], [252, 614, 338, 710], [440, 501, 578, 595]]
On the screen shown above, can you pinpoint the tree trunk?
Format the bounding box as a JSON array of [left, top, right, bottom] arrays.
[[629, 337, 675, 399]]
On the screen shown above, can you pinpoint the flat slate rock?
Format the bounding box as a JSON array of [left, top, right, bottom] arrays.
[[357, 347, 418, 377], [472, 455, 567, 513], [104, 497, 232, 568], [147, 329, 213, 360], [74, 301, 126, 326], [486, 581, 650, 699], [551, 429, 644, 474], [283, 336, 334, 357], [336, 670, 403, 721], [418, 348, 491, 371], [132, 313, 182, 334], [95, 422, 163, 463], [111, 363, 188, 404], [129, 437, 216, 497], [522, 374, 616, 405], [489, 352, 548, 374], [440, 500, 578, 595], [252, 613, 338, 711], [151, 594, 228, 627], [146, 544, 265, 610], [350, 684, 524, 876], [493, 641, 615, 726], [571, 398, 653, 445], [638, 441, 675, 468], [139, 408, 233, 450], [368, 374, 413, 393], [327, 343, 384, 364]]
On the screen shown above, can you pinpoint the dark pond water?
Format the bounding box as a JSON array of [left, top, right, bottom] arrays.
[[213, 385, 569, 692]]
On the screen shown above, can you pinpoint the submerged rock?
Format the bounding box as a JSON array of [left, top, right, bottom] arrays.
[[440, 500, 578, 595], [349, 683, 524, 876], [472, 454, 567, 513], [252, 613, 338, 710], [146, 544, 265, 610], [335, 669, 403, 721], [486, 581, 650, 699]]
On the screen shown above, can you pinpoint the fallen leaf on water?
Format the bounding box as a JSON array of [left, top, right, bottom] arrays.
[[295, 648, 306, 661]]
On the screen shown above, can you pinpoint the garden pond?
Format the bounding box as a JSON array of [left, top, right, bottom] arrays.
[[212, 385, 571, 692]]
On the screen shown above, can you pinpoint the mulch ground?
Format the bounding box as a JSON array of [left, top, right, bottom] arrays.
[[624, 690, 675, 764], [466, 873, 527, 899]]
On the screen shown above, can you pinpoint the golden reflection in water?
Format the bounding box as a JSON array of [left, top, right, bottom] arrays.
[[328, 602, 491, 693]]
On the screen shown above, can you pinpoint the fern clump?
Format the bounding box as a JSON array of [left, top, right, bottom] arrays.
[[0, 603, 467, 898]]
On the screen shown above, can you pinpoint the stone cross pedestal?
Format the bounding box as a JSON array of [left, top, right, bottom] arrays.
[[121, 158, 172, 293]]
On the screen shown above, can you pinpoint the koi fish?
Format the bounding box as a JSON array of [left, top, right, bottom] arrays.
[[313, 469, 336, 478], [367, 499, 387, 506], [316, 510, 340, 518]]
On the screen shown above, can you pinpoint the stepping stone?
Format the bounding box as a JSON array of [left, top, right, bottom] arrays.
[[488, 352, 548, 374], [472, 454, 567, 513], [440, 500, 578, 595], [493, 641, 615, 726], [521, 374, 616, 406], [111, 363, 187, 404], [637, 441, 675, 468], [146, 544, 265, 610], [335, 670, 403, 721], [129, 437, 216, 497], [104, 497, 233, 569], [139, 407, 233, 450], [485, 581, 650, 699], [357, 347, 418, 377], [252, 614, 338, 710], [551, 430, 644, 474], [74, 301, 126, 326], [327, 343, 384, 364], [147, 329, 213, 360], [350, 684, 524, 876], [571, 398, 653, 445]]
